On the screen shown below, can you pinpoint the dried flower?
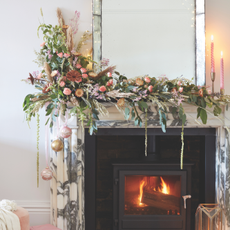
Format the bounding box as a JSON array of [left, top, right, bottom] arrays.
[[199, 89, 203, 97], [117, 98, 125, 107], [179, 87, 183, 93], [42, 83, 52, 93], [63, 88, 72, 95], [144, 77, 150, 83], [59, 81, 65, 87], [66, 70, 82, 82], [67, 26, 74, 53], [99, 86, 106, 92], [171, 87, 177, 94], [44, 62, 52, 82], [51, 70, 58, 77], [57, 7, 65, 27], [37, 73, 43, 79], [148, 85, 153, 92], [82, 74, 88, 79], [76, 64, 82, 69], [69, 10, 80, 35], [75, 78, 82, 83], [70, 96, 79, 106], [75, 88, 84, 97], [88, 72, 97, 78], [136, 78, 144, 86]]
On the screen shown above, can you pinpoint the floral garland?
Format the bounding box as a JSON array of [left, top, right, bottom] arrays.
[[23, 9, 230, 172]]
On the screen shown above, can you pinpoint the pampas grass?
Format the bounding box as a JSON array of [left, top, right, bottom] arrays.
[[67, 26, 74, 52], [44, 62, 52, 82], [57, 7, 65, 27]]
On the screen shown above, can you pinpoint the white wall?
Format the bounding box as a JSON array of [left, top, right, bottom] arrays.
[[206, 0, 230, 95], [0, 0, 91, 226]]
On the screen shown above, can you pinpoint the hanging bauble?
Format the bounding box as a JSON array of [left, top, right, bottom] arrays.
[[41, 167, 53, 181], [51, 139, 63, 151], [60, 125, 72, 138]]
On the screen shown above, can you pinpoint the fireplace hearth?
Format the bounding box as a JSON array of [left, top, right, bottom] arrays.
[[85, 128, 216, 230]]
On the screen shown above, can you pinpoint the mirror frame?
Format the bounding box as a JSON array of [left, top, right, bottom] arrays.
[[92, 0, 205, 86]]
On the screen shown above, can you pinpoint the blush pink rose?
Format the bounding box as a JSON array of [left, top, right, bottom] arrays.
[[99, 86, 106, 92], [40, 42, 45, 47], [75, 78, 82, 83], [59, 81, 65, 87], [82, 74, 88, 78], [177, 81, 181, 86], [63, 88, 71, 95], [76, 64, 82, 69], [144, 77, 151, 83], [208, 89, 211, 94], [179, 87, 183, 93], [57, 53, 63, 58], [106, 79, 113, 86], [148, 85, 153, 93], [64, 53, 70, 58], [80, 68, 87, 73], [107, 72, 112, 77]]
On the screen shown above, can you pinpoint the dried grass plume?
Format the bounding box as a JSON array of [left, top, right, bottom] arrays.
[[44, 62, 52, 82], [66, 26, 74, 52], [57, 7, 65, 27]]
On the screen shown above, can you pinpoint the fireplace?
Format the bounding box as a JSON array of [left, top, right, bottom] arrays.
[[113, 163, 192, 230], [85, 128, 216, 230]]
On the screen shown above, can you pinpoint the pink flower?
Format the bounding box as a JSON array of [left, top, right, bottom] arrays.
[[148, 85, 153, 93], [75, 78, 82, 83], [82, 74, 88, 78], [106, 79, 113, 86], [80, 68, 87, 73], [37, 73, 43, 79], [179, 87, 183, 93], [57, 53, 63, 58], [59, 81, 65, 87], [76, 64, 82, 69], [99, 86, 106, 92], [62, 76, 67, 81], [40, 42, 45, 47], [107, 72, 112, 77], [208, 90, 212, 94], [144, 77, 150, 83], [63, 88, 72, 95], [177, 81, 181, 86], [64, 53, 70, 58]]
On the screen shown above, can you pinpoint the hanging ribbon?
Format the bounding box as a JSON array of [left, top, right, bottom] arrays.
[[145, 108, 148, 156]]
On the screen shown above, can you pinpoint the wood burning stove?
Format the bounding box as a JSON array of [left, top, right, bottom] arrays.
[[113, 163, 192, 230]]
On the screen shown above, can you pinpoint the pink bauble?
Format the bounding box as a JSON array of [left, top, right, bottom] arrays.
[[60, 125, 72, 138], [41, 167, 53, 181]]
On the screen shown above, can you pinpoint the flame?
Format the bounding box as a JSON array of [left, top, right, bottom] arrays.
[[138, 180, 146, 205], [159, 177, 170, 194]]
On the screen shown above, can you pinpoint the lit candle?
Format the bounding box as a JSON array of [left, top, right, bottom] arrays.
[[220, 51, 224, 90], [211, 35, 215, 73]]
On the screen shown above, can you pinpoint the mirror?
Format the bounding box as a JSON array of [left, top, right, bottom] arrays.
[[92, 0, 205, 86]]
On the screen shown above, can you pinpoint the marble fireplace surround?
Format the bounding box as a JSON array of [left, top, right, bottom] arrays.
[[51, 103, 230, 229]]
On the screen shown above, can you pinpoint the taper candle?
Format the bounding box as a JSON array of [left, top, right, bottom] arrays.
[[211, 35, 215, 73], [220, 51, 224, 90]]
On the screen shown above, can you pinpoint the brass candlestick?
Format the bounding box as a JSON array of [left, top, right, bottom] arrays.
[[210, 72, 215, 94], [220, 88, 224, 95]]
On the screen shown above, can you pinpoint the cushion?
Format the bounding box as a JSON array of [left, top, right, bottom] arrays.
[[30, 224, 61, 230], [13, 207, 30, 230]]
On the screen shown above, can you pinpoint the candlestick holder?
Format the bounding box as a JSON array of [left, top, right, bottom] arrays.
[[210, 72, 215, 94], [220, 89, 224, 95]]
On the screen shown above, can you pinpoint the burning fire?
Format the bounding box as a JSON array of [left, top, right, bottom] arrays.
[[138, 180, 146, 205], [159, 177, 170, 195]]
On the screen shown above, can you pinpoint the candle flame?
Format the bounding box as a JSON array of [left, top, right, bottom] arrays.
[[211, 35, 214, 41], [221, 51, 223, 57]]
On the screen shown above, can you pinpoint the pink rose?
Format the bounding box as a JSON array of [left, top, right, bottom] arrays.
[[99, 86, 106, 92], [144, 77, 150, 83], [76, 64, 82, 69], [59, 81, 65, 87], [64, 53, 70, 58], [177, 81, 181, 86], [40, 42, 45, 47], [106, 79, 113, 86], [63, 88, 71, 95], [148, 85, 153, 93], [37, 73, 43, 79], [82, 74, 88, 78], [144, 85, 148, 88], [179, 87, 183, 93], [75, 78, 82, 83], [57, 53, 63, 58], [208, 90, 211, 94], [80, 68, 87, 73], [107, 72, 112, 77]]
